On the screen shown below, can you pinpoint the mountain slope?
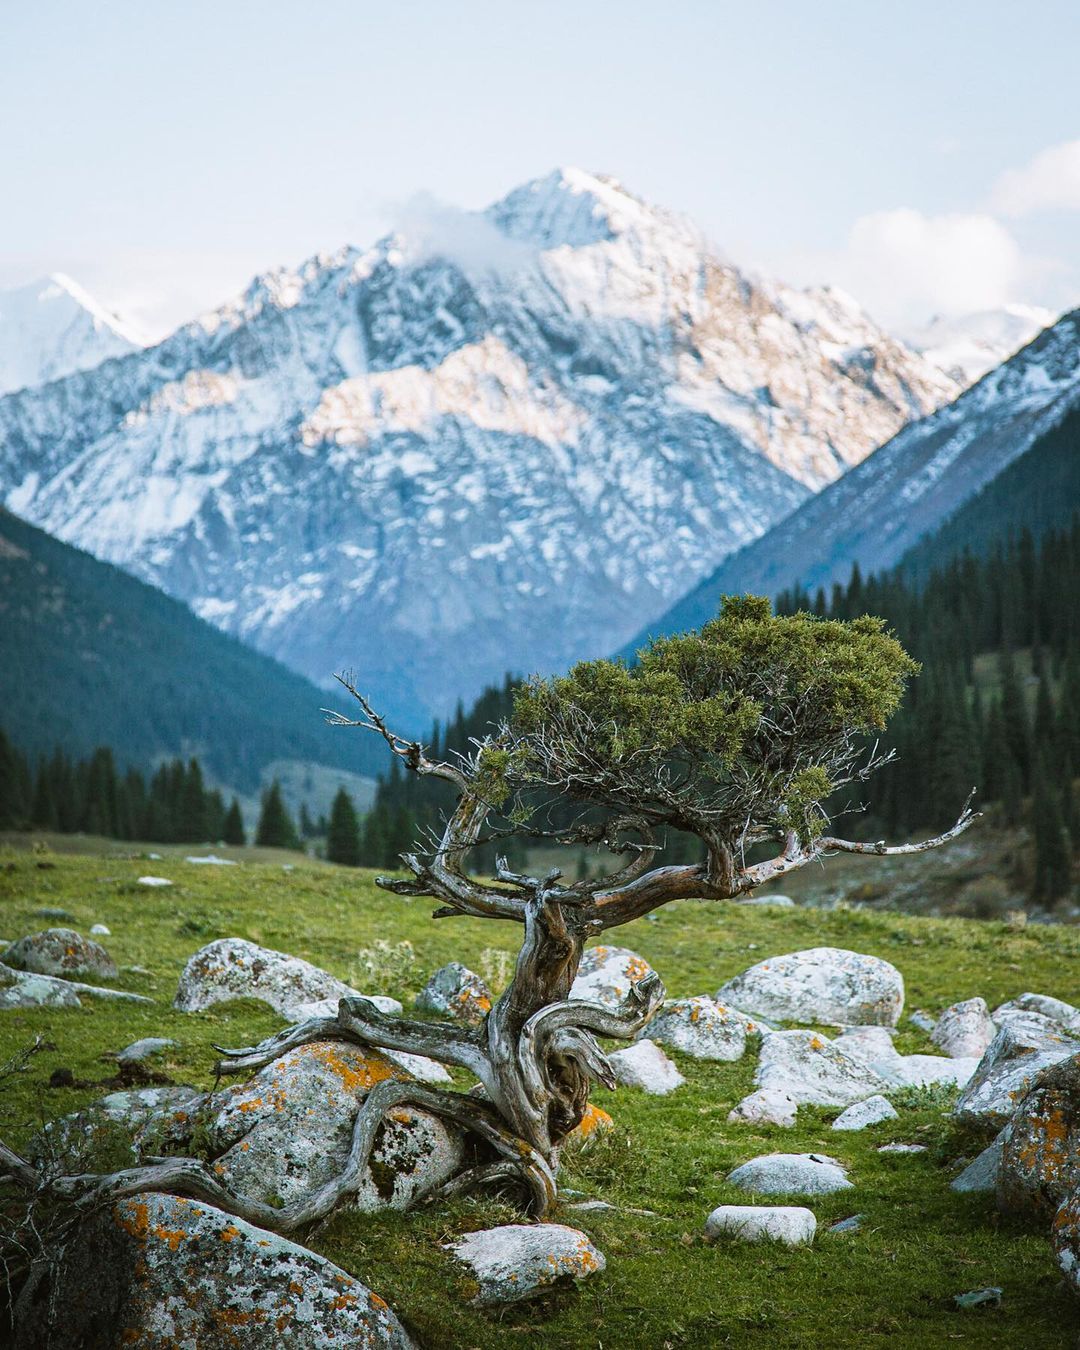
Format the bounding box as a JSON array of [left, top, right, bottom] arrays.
[[0, 170, 956, 723], [0, 508, 385, 787], [0, 274, 141, 395], [626, 307, 1080, 644], [908, 303, 1057, 385]]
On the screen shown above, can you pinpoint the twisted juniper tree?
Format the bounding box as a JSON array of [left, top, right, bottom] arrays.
[[0, 597, 978, 1229]]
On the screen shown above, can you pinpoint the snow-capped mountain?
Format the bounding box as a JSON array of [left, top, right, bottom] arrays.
[[0, 170, 956, 724], [0, 274, 142, 395], [629, 306, 1080, 648], [908, 304, 1057, 385]]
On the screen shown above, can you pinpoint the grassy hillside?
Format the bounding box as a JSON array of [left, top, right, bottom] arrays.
[[1, 844, 1076, 1347], [0, 508, 387, 789]]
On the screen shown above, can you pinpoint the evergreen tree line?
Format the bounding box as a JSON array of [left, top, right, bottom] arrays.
[[777, 514, 1080, 901]]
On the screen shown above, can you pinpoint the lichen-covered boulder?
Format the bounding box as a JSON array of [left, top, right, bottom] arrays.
[[832, 1095, 898, 1131], [173, 937, 400, 1021], [0, 964, 82, 1009], [642, 996, 746, 1061], [607, 1038, 685, 1095], [994, 993, 1080, 1035], [13, 1192, 415, 1348], [951, 1130, 1006, 1193], [728, 1088, 798, 1127], [445, 1223, 604, 1305], [954, 1021, 1080, 1128], [705, 1204, 816, 1246], [32, 1086, 207, 1170], [567, 1102, 614, 1146], [884, 1053, 980, 1090], [755, 1029, 893, 1106], [932, 998, 996, 1059], [415, 962, 492, 1025], [1052, 1189, 1080, 1297], [202, 1042, 464, 1213], [727, 1152, 852, 1196], [3, 926, 117, 980], [997, 1053, 1080, 1218], [716, 947, 904, 1027], [571, 945, 657, 1010]]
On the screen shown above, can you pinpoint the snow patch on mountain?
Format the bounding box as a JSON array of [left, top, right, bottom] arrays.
[[908, 304, 1057, 385]]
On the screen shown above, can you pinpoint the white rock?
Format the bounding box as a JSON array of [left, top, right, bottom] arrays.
[[137, 876, 172, 887], [414, 962, 492, 1025], [954, 1021, 1080, 1127], [738, 894, 796, 908], [832, 1095, 898, 1130], [571, 944, 657, 1010], [716, 947, 904, 1027], [116, 1037, 177, 1065], [835, 1026, 901, 1068], [755, 1029, 893, 1106], [884, 1054, 980, 1090], [951, 1131, 1006, 1192], [184, 853, 238, 865], [994, 994, 1080, 1034], [381, 1049, 452, 1084], [931, 998, 996, 1058], [607, 1038, 685, 1095], [727, 1152, 852, 1195], [642, 996, 746, 1061], [728, 1088, 798, 1128], [292, 993, 403, 1020], [704, 1204, 816, 1246], [0, 966, 83, 1009], [173, 937, 394, 1023], [446, 1223, 605, 1305], [877, 1143, 927, 1154], [89, 923, 111, 937], [908, 1010, 936, 1033], [27, 1193, 415, 1347]]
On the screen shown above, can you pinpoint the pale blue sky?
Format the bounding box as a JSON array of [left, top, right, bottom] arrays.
[[3, 0, 1078, 337]]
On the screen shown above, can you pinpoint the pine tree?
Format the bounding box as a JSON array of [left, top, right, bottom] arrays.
[[222, 798, 246, 846], [1032, 762, 1072, 903], [299, 802, 316, 839], [179, 758, 208, 842], [0, 731, 29, 828], [326, 787, 362, 866], [255, 780, 300, 850]]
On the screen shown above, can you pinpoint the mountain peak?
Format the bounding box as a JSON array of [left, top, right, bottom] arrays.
[[487, 167, 670, 249]]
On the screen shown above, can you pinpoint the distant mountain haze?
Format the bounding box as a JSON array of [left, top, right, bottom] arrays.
[[0, 169, 959, 725]]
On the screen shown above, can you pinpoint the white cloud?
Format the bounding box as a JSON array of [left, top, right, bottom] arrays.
[[991, 139, 1080, 217], [839, 208, 1023, 326]]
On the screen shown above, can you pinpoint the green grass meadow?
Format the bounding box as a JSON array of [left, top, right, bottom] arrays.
[[1, 839, 1077, 1347]]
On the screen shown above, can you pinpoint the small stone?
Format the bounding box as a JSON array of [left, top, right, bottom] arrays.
[[607, 1039, 685, 1095], [571, 945, 658, 1010], [446, 1223, 605, 1305], [3, 927, 117, 980], [829, 1214, 863, 1233], [643, 996, 746, 1061], [931, 998, 996, 1059], [137, 876, 173, 887], [14, 1193, 415, 1348], [951, 1131, 1006, 1193], [738, 894, 796, 907], [415, 962, 492, 1025], [877, 1143, 927, 1153], [116, 1037, 177, 1066], [953, 1287, 1002, 1310], [704, 1204, 816, 1246], [908, 1010, 936, 1033], [728, 1088, 798, 1128], [727, 1152, 852, 1196], [147, 852, 162, 860], [89, 923, 111, 937], [716, 946, 904, 1028], [831, 1095, 898, 1131], [755, 1029, 893, 1106], [33, 907, 75, 920], [184, 853, 238, 865]]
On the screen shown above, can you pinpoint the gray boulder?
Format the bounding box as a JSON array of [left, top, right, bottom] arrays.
[[716, 946, 904, 1027], [727, 1152, 852, 1196], [993, 993, 1080, 1034], [1052, 1189, 1080, 1297], [32, 1086, 207, 1170], [997, 1052, 1080, 1218], [173, 937, 401, 1021], [204, 1042, 464, 1213], [116, 1037, 177, 1066], [446, 1223, 605, 1304], [0, 964, 82, 1009], [415, 962, 492, 1025], [951, 1130, 1007, 1193], [755, 1029, 893, 1106], [728, 1088, 798, 1128], [3, 927, 117, 980], [705, 1204, 816, 1246], [14, 1192, 414, 1348], [931, 998, 996, 1059], [954, 1021, 1080, 1128], [832, 1095, 898, 1131], [607, 1038, 685, 1095], [643, 996, 746, 1061], [571, 944, 658, 1010]]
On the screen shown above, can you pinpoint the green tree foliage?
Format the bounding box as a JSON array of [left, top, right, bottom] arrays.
[[222, 798, 246, 846], [326, 787, 362, 866], [255, 779, 301, 850]]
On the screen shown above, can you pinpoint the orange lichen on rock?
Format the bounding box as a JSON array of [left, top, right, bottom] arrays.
[[568, 1102, 614, 1143]]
